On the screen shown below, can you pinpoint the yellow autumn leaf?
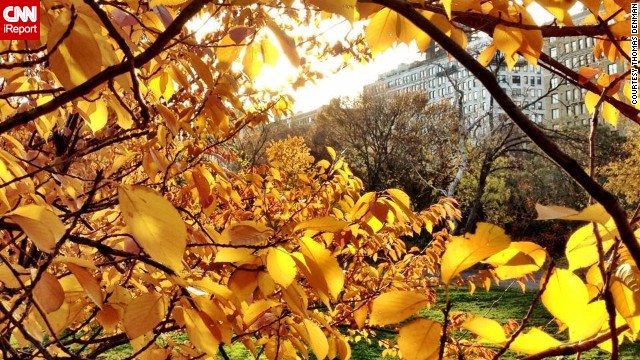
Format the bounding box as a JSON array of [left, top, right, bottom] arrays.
[[493, 25, 523, 61], [186, 52, 214, 89], [461, 317, 507, 344], [567, 300, 606, 341], [35, 301, 70, 336], [509, 328, 562, 354], [77, 98, 108, 133], [48, 13, 102, 88], [0, 263, 29, 289], [535, 203, 610, 224], [611, 279, 640, 334], [578, 66, 601, 84], [260, 36, 280, 66], [96, 305, 120, 333], [217, 35, 243, 70], [53, 257, 97, 269], [243, 42, 264, 80], [304, 319, 329, 360], [149, 0, 189, 7], [308, 0, 357, 21], [365, 8, 398, 55], [441, 223, 511, 284], [67, 263, 103, 307], [397, 318, 441, 360], [267, 247, 297, 287], [585, 91, 601, 114], [184, 307, 220, 358], [299, 237, 344, 300], [123, 292, 166, 339], [118, 185, 187, 272], [486, 242, 546, 280], [365, 8, 434, 54], [566, 222, 615, 271], [535, 0, 576, 25], [478, 43, 498, 66], [602, 100, 620, 126], [387, 188, 412, 211], [220, 221, 273, 246], [243, 299, 278, 326], [369, 291, 429, 326], [294, 216, 347, 233], [540, 268, 606, 340], [265, 17, 300, 67], [214, 247, 256, 264], [33, 271, 65, 313], [541, 268, 588, 325], [9, 204, 66, 253]]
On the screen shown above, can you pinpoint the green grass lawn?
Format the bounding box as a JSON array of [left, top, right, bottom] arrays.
[[100, 286, 640, 359], [350, 286, 640, 360]]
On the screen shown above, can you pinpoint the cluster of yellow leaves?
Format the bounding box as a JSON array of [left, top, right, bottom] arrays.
[[0, 133, 460, 359], [357, 222, 548, 359], [266, 136, 315, 181]]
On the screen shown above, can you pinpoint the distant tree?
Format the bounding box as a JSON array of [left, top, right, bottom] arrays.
[[311, 92, 460, 209], [602, 130, 640, 206], [232, 120, 312, 168]]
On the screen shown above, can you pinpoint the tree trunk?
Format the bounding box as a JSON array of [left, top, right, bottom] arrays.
[[463, 153, 492, 234]]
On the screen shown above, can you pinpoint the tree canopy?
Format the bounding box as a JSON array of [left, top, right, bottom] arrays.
[[0, 0, 640, 359]]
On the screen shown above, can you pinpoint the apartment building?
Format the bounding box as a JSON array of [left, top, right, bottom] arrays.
[[543, 9, 624, 129], [363, 38, 546, 135], [283, 108, 316, 128]]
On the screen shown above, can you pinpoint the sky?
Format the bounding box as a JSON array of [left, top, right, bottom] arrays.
[[249, 3, 566, 114]]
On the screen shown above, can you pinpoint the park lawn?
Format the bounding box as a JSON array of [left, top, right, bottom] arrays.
[[102, 287, 640, 359], [352, 286, 640, 360]]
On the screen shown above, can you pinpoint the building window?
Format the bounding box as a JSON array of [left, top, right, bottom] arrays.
[[608, 63, 618, 74], [550, 47, 557, 57], [537, 76, 542, 85], [552, 109, 560, 119], [564, 43, 571, 53], [512, 75, 521, 84], [566, 90, 572, 101], [551, 93, 559, 104]]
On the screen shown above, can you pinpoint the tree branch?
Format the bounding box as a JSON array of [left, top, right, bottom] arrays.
[[0, 0, 213, 135]]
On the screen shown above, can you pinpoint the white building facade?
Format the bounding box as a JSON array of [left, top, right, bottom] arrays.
[[363, 38, 547, 133]]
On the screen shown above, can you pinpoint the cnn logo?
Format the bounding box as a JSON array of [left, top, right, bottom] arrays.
[[0, 0, 40, 40], [3, 6, 37, 22]]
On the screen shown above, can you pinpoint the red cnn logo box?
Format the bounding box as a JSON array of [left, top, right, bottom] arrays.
[[0, 0, 40, 40]]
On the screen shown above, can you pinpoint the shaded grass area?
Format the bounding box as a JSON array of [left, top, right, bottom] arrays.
[[101, 287, 640, 359]]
